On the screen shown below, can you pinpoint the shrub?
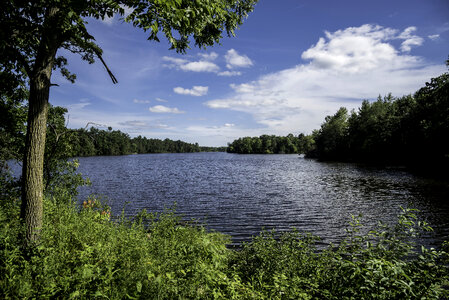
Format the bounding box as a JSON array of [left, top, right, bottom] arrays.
[[1, 201, 448, 299]]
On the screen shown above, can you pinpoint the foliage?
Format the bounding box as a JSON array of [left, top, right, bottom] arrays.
[[200, 146, 228, 152], [1, 193, 448, 299], [308, 107, 349, 160], [304, 70, 449, 173], [0, 94, 27, 162], [131, 135, 201, 155], [69, 128, 225, 156], [230, 208, 449, 299], [227, 134, 303, 154], [0, 198, 235, 299]]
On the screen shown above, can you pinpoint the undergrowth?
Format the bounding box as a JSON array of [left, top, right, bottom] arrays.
[[1, 194, 448, 299]]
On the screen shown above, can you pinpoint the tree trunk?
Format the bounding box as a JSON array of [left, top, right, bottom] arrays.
[[20, 76, 50, 245], [20, 7, 60, 246]]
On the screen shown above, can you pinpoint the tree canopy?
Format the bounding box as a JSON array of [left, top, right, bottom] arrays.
[[1, 0, 258, 245], [304, 69, 449, 174]]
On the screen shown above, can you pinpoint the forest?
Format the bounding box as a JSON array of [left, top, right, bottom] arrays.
[[226, 134, 308, 154], [305, 70, 448, 172], [70, 127, 217, 156], [227, 69, 448, 175], [1, 101, 223, 160]]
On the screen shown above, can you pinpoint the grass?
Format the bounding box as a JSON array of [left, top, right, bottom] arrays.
[[1, 195, 448, 299]]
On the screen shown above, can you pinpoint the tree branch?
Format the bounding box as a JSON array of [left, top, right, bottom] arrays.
[[95, 50, 118, 84]]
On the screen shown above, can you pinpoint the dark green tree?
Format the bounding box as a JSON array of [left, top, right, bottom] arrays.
[[314, 107, 349, 160], [1, 0, 257, 245]]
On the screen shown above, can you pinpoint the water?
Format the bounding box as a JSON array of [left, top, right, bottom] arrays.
[[76, 152, 449, 247]]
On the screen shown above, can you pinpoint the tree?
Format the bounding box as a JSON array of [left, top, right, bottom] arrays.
[[1, 0, 257, 245], [314, 107, 349, 160]]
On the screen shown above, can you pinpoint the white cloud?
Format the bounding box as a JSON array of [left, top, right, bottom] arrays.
[[174, 86, 208, 96], [155, 97, 168, 102], [198, 52, 219, 61], [301, 24, 420, 73], [133, 99, 151, 104], [180, 61, 219, 72], [162, 56, 189, 66], [230, 83, 256, 93], [224, 123, 235, 127], [225, 49, 253, 69], [205, 24, 445, 135], [163, 56, 219, 72], [428, 34, 440, 41], [149, 105, 185, 114], [398, 26, 424, 52], [163, 50, 250, 74], [218, 70, 242, 76]]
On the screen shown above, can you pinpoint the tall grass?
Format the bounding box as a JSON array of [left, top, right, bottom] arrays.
[[1, 196, 448, 299]]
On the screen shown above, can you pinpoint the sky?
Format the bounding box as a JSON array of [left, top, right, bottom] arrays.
[[51, 0, 449, 147]]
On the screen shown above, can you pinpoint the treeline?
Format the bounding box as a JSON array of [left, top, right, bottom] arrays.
[[304, 71, 448, 170], [227, 134, 309, 154], [70, 128, 210, 157], [1, 100, 224, 161], [226, 70, 448, 173]]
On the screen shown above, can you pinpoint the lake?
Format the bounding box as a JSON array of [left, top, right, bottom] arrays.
[[76, 152, 449, 247]]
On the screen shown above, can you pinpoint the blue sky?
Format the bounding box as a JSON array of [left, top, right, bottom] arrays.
[[51, 0, 449, 146]]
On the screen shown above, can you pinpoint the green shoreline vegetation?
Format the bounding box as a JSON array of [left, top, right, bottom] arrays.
[[68, 126, 227, 157], [226, 69, 449, 176], [1, 173, 449, 298]]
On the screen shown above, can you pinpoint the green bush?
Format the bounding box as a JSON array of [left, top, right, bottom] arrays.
[[231, 209, 449, 299], [0, 197, 237, 299], [1, 198, 448, 299]]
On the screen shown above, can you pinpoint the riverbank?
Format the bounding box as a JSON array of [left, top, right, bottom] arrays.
[[75, 152, 449, 248], [1, 196, 448, 299]]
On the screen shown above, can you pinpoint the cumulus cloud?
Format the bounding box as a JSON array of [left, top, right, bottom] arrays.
[[174, 86, 208, 96], [398, 26, 424, 52], [218, 70, 242, 76], [133, 99, 151, 104], [198, 52, 219, 61], [155, 97, 168, 102], [225, 49, 253, 69], [428, 34, 440, 41], [162, 56, 189, 66], [149, 105, 185, 114], [162, 56, 219, 72], [205, 24, 445, 135], [163, 50, 252, 75], [300, 24, 423, 73], [181, 61, 219, 72]]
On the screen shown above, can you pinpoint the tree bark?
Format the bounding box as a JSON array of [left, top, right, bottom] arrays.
[[20, 7, 60, 246], [21, 76, 50, 244]]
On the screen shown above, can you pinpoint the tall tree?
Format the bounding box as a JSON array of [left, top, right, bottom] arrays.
[[1, 0, 257, 245]]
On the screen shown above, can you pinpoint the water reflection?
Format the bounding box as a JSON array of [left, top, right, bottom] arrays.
[[77, 153, 449, 247]]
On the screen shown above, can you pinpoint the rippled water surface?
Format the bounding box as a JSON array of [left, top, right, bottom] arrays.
[[77, 152, 449, 246]]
